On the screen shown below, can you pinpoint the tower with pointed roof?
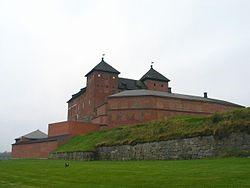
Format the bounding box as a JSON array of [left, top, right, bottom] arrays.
[[86, 57, 120, 109], [67, 57, 120, 122], [140, 64, 170, 92]]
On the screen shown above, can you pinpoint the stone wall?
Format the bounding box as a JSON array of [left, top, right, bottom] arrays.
[[50, 132, 250, 161]]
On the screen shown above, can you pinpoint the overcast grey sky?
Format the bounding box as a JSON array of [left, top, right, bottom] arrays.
[[0, 0, 250, 152]]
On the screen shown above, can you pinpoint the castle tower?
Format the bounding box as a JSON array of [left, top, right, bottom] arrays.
[[85, 57, 120, 116], [140, 64, 170, 92]]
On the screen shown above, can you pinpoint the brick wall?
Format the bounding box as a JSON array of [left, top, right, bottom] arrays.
[[91, 103, 108, 125], [12, 140, 59, 159], [48, 121, 101, 137], [68, 122, 101, 136], [12, 121, 101, 159], [68, 91, 94, 122], [106, 96, 241, 127], [68, 71, 119, 122], [96, 103, 107, 117], [91, 71, 119, 108], [144, 80, 169, 92], [48, 122, 70, 137]]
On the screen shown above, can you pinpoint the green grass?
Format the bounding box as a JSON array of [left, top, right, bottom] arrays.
[[56, 108, 250, 152], [0, 158, 249, 187]]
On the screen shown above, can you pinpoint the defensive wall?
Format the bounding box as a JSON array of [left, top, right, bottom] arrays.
[[94, 95, 241, 127], [12, 121, 101, 159], [48, 121, 101, 137], [12, 136, 67, 159], [50, 132, 250, 161]]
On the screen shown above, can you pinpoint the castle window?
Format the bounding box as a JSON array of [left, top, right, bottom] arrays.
[[161, 84, 164, 87], [89, 100, 91, 105], [82, 102, 85, 109], [154, 83, 156, 86], [112, 76, 116, 79], [106, 85, 108, 88], [98, 74, 101, 77]]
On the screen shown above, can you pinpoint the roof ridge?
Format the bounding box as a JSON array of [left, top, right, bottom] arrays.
[[140, 67, 170, 82], [119, 77, 138, 81], [21, 130, 48, 139], [109, 89, 243, 107], [85, 58, 120, 76]]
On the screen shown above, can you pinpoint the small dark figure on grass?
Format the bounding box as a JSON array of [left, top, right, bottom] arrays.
[[64, 162, 70, 168]]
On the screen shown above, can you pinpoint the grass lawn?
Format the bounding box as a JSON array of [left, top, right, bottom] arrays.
[[0, 158, 249, 187]]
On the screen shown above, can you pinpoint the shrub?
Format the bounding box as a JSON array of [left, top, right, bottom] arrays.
[[211, 113, 223, 124]]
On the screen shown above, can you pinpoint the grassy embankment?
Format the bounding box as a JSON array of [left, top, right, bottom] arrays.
[[0, 158, 250, 187], [56, 108, 250, 152]]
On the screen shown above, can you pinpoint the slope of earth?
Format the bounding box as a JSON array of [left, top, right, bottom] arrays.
[[57, 108, 250, 152]]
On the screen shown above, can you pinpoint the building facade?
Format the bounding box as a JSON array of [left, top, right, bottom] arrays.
[[67, 58, 242, 127]]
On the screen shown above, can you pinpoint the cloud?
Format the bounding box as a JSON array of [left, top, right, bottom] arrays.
[[0, 0, 250, 151]]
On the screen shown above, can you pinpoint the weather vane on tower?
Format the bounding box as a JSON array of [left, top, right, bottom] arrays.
[[102, 53, 105, 61], [151, 62, 154, 68]]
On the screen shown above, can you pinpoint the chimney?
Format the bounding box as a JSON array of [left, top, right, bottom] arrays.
[[204, 92, 208, 98], [168, 87, 172, 93]]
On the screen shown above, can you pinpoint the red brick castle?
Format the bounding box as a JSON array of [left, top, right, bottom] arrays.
[[12, 58, 243, 158]]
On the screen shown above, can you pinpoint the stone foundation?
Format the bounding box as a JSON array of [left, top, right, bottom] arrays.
[[50, 132, 250, 161]]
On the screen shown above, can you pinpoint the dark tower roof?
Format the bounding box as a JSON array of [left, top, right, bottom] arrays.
[[140, 66, 170, 82], [85, 58, 120, 77]]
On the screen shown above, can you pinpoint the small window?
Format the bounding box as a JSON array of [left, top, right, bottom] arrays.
[[161, 84, 164, 87], [112, 76, 116, 79], [154, 83, 156, 86], [106, 85, 109, 88], [98, 74, 101, 77]]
